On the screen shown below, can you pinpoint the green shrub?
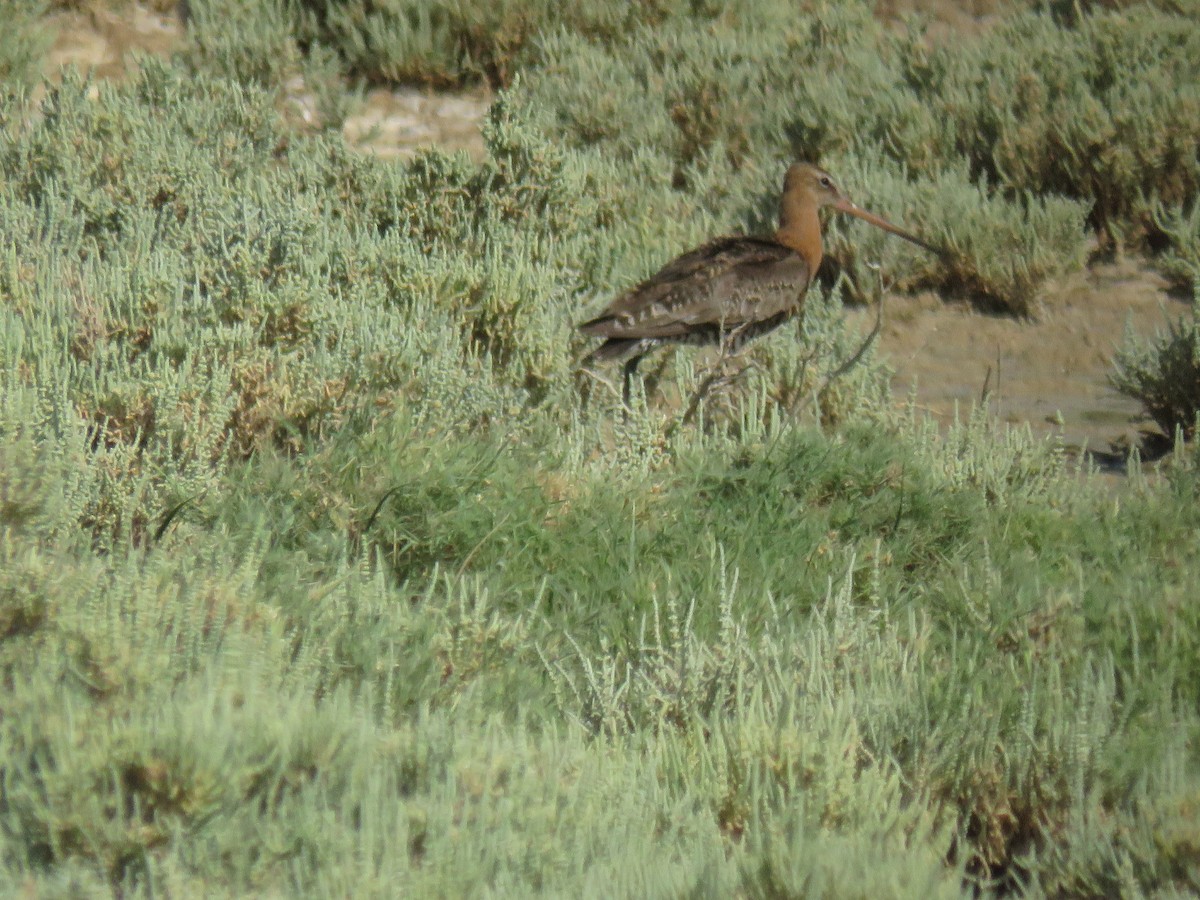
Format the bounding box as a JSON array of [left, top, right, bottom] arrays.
[[1, 58, 882, 551], [0, 0, 50, 88], [519, 5, 1095, 315], [1111, 297, 1200, 442], [4, 5, 1200, 895], [519, 2, 1200, 312], [6, 387, 1200, 894], [293, 0, 724, 88], [825, 154, 1090, 313], [915, 7, 1200, 247], [181, 0, 352, 128], [1154, 197, 1200, 292]]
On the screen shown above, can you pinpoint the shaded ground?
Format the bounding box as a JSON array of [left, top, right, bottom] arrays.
[[42, 1, 1182, 469]]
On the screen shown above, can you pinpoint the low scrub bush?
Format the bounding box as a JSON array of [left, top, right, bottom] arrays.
[[1154, 198, 1200, 292], [180, 0, 352, 128], [0, 0, 50, 88], [168, 0, 1200, 315], [824, 155, 1090, 313], [1111, 297, 1200, 442], [292, 0, 725, 89], [519, 5, 1095, 315], [920, 7, 1200, 247], [169, 1, 1200, 309], [520, 1, 1198, 313], [4, 5, 1200, 895], [5, 377, 1200, 893], [3, 54, 896, 551]]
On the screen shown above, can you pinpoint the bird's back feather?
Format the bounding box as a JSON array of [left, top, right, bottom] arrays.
[[580, 236, 811, 341]]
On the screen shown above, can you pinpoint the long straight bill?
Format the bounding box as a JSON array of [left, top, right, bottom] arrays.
[[833, 197, 946, 256]]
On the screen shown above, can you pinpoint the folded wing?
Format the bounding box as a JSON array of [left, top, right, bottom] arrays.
[[580, 237, 811, 340]]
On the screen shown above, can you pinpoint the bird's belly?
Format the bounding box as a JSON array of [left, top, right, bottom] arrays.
[[669, 308, 799, 349], [726, 309, 797, 345]]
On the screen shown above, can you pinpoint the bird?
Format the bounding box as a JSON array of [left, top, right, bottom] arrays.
[[579, 162, 942, 405]]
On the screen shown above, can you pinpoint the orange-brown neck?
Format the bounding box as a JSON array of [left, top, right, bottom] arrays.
[[774, 191, 823, 275]]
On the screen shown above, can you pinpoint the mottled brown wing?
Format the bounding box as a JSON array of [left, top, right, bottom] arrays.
[[579, 237, 810, 339]]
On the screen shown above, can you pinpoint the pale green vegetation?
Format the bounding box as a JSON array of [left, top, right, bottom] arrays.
[[2, 1, 1200, 896], [0, 0, 51, 87], [1112, 295, 1200, 442]]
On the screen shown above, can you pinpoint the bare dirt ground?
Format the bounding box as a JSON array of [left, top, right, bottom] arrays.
[[345, 87, 489, 162], [43, 2, 1184, 472], [44, 3, 491, 159], [45, 1, 180, 77], [844, 260, 1183, 465]]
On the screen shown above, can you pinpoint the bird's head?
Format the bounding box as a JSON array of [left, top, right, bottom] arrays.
[[783, 163, 849, 209], [781, 162, 944, 256]]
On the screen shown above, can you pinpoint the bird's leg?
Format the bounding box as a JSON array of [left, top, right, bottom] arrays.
[[621, 355, 644, 411], [679, 329, 756, 427], [819, 263, 887, 392], [679, 369, 725, 428], [641, 352, 673, 405], [576, 366, 622, 409]]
